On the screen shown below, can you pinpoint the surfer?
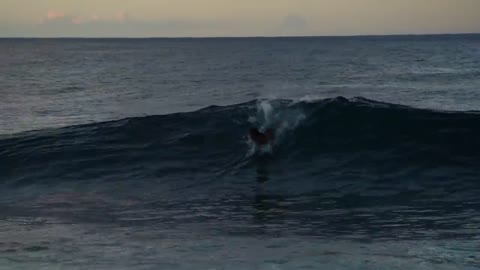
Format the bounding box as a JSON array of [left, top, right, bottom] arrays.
[[249, 128, 275, 145]]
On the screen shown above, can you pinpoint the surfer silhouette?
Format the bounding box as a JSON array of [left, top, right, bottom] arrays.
[[249, 128, 275, 145]]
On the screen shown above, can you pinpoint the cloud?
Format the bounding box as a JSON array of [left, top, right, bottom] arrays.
[[46, 10, 65, 20], [40, 10, 126, 26], [6, 10, 274, 37], [40, 10, 75, 26], [37, 10, 66, 24], [71, 17, 83, 25], [115, 11, 128, 22], [25, 16, 243, 37]]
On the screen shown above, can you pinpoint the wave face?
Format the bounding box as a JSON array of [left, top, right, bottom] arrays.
[[1, 97, 480, 196]]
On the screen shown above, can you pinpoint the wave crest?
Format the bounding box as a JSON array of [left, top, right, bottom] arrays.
[[2, 97, 480, 186]]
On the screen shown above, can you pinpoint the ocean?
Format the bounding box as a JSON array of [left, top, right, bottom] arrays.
[[1, 35, 480, 270]]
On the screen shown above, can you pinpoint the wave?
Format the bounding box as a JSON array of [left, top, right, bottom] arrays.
[[1, 97, 480, 189]]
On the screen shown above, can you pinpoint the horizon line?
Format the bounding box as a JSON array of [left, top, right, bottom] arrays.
[[1, 32, 479, 39]]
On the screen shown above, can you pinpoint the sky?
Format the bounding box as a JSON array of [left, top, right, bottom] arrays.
[[0, 0, 479, 37]]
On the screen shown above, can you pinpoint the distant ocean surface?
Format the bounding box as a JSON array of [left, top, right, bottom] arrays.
[[1, 35, 480, 270]]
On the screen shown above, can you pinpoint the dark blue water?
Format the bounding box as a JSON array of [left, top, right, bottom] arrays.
[[1, 36, 480, 269]]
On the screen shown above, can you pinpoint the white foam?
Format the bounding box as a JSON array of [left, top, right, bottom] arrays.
[[249, 99, 306, 149], [298, 94, 326, 103]]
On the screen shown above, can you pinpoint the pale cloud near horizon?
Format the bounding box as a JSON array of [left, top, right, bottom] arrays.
[[39, 9, 126, 25], [0, 0, 479, 37], [46, 10, 65, 21]]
